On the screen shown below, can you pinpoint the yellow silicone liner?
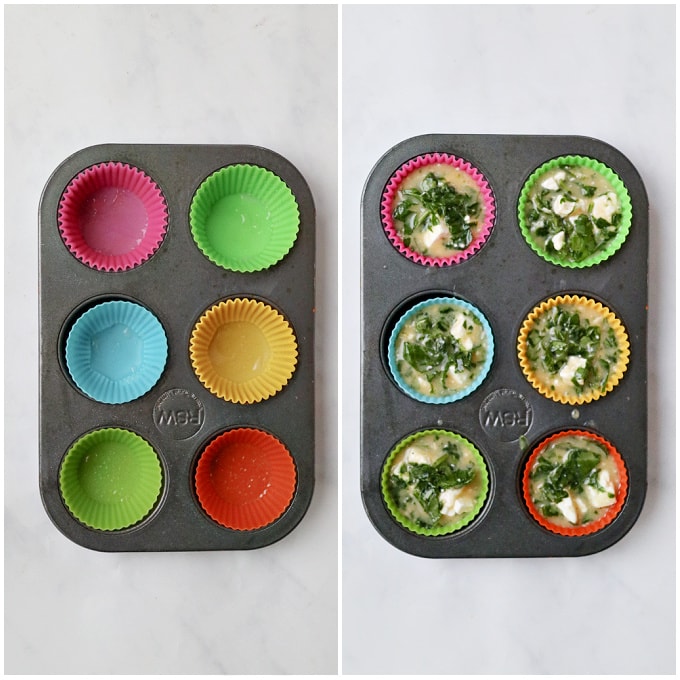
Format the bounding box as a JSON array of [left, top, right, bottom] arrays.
[[517, 295, 630, 405], [189, 298, 298, 404]]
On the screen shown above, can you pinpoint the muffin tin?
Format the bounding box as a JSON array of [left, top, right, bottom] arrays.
[[361, 134, 648, 558], [39, 143, 315, 551]]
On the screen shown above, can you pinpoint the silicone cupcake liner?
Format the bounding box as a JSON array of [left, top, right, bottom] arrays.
[[189, 164, 300, 272], [517, 294, 630, 405], [58, 162, 168, 271], [387, 296, 494, 404], [381, 429, 489, 537], [59, 428, 163, 531], [194, 428, 297, 531], [65, 300, 168, 404], [189, 298, 298, 404], [517, 155, 632, 268], [521, 430, 628, 537], [380, 152, 496, 266]]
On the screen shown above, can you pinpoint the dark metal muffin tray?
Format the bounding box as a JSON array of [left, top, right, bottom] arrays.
[[361, 133, 647, 558], [39, 143, 315, 551]]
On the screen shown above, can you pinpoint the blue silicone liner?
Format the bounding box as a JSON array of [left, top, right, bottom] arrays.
[[387, 296, 494, 404], [65, 300, 168, 404]]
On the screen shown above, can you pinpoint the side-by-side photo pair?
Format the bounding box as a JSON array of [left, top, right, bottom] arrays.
[[4, 3, 676, 677]]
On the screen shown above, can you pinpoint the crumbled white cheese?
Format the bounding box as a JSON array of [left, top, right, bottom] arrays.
[[559, 356, 587, 383], [450, 314, 467, 340], [404, 446, 432, 466], [591, 192, 619, 222], [421, 221, 448, 249], [556, 495, 579, 524], [445, 366, 467, 389], [575, 496, 588, 516], [541, 171, 565, 191], [449, 315, 477, 351], [552, 195, 576, 217], [551, 230, 566, 251], [585, 470, 616, 508], [413, 374, 432, 395], [439, 488, 473, 517]]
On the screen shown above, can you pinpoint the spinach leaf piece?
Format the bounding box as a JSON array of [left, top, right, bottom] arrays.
[[393, 172, 480, 252]]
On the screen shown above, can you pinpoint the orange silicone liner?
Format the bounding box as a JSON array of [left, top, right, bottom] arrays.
[[194, 427, 297, 531], [521, 430, 628, 537], [517, 294, 630, 405]]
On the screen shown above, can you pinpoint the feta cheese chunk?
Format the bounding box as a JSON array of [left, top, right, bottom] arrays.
[[559, 356, 587, 384], [551, 230, 566, 251], [552, 195, 576, 217], [445, 366, 467, 389], [556, 495, 579, 524], [585, 470, 616, 509], [421, 221, 448, 250], [439, 488, 474, 517], [450, 314, 467, 340], [403, 446, 433, 466], [591, 192, 619, 222], [541, 170, 566, 191]]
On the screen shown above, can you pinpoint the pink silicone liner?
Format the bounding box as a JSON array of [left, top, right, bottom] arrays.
[[381, 153, 496, 267], [58, 162, 168, 272]]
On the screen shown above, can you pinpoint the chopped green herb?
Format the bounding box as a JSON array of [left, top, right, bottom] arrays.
[[393, 172, 481, 256], [525, 164, 622, 263]]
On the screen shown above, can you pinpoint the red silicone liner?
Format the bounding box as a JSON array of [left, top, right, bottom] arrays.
[[194, 428, 297, 531], [58, 162, 168, 271], [522, 430, 628, 537], [380, 152, 496, 266]]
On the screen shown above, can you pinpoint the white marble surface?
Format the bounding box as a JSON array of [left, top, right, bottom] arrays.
[[5, 5, 337, 675], [342, 4, 675, 675]]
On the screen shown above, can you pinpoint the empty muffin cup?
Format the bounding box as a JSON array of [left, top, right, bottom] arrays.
[[517, 294, 630, 405], [388, 296, 494, 404], [58, 162, 168, 271], [522, 430, 628, 536], [194, 428, 297, 530], [381, 429, 489, 536], [59, 428, 163, 531], [65, 300, 168, 404], [381, 153, 496, 266], [517, 155, 632, 268], [189, 298, 298, 404], [189, 164, 300, 272]]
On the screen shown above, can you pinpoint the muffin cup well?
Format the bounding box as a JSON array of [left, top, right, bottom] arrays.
[[517, 294, 630, 405], [381, 153, 495, 266], [521, 429, 628, 537], [58, 162, 168, 271], [517, 155, 632, 268], [194, 428, 297, 531], [189, 298, 298, 404], [65, 300, 168, 404], [387, 296, 494, 404], [381, 429, 489, 537], [59, 428, 163, 531], [189, 164, 300, 272]]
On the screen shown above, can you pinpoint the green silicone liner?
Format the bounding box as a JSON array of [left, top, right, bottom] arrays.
[[59, 428, 163, 531], [380, 429, 489, 537], [189, 164, 300, 272], [517, 155, 632, 268]]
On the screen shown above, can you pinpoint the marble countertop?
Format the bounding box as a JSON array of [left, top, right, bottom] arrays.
[[5, 5, 337, 675], [341, 4, 675, 675], [5, 4, 676, 677]]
